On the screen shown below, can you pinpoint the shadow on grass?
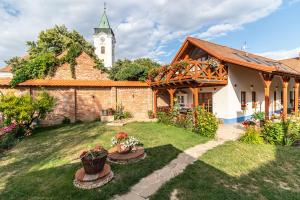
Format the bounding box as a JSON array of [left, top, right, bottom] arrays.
[[150, 143, 300, 200], [0, 144, 182, 200]]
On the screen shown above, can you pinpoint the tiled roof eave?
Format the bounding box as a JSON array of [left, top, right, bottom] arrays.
[[0, 79, 148, 87]]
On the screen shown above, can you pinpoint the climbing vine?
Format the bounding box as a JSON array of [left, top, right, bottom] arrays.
[[7, 25, 105, 86]]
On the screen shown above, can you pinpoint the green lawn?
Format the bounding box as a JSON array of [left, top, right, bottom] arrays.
[[151, 141, 300, 200], [0, 122, 208, 200]]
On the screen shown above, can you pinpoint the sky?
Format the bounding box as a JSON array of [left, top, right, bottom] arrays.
[[0, 0, 299, 67]]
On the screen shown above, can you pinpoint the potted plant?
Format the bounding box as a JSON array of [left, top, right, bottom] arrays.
[[148, 110, 154, 119], [80, 145, 108, 174], [251, 111, 265, 127], [111, 132, 140, 154]]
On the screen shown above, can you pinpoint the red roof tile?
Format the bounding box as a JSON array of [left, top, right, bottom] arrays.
[[172, 37, 300, 76], [0, 78, 148, 87]]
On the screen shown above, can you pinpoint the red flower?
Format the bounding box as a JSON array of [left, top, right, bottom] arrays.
[[116, 132, 128, 140]]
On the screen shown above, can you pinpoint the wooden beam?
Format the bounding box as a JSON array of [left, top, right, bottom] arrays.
[[189, 87, 199, 107], [167, 88, 176, 109], [153, 89, 158, 116], [295, 81, 299, 116], [281, 76, 290, 120], [260, 73, 273, 120]]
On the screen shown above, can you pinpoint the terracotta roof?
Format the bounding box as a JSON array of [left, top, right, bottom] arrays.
[[172, 37, 300, 76], [0, 78, 148, 87], [279, 57, 300, 73], [0, 65, 12, 73]]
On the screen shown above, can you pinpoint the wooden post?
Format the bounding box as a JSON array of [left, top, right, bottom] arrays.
[[260, 73, 273, 120], [281, 76, 290, 120], [153, 89, 158, 116], [167, 88, 176, 109], [295, 81, 299, 116], [189, 87, 199, 107]]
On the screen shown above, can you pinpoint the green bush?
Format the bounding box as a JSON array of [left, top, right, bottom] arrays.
[[0, 133, 17, 152], [193, 107, 218, 138], [282, 120, 300, 146], [240, 127, 264, 144], [175, 111, 194, 130], [157, 112, 173, 125], [251, 111, 265, 121], [262, 121, 284, 145], [62, 116, 71, 124], [113, 104, 132, 120], [0, 91, 56, 133]]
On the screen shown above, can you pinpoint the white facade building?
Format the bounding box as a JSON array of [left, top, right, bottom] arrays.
[[154, 37, 299, 123], [93, 7, 115, 68]]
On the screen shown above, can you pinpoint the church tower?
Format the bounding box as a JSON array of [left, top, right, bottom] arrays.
[[93, 4, 115, 68]]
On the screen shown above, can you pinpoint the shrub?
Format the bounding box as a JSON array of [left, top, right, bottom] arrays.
[[157, 112, 173, 125], [175, 111, 194, 130], [240, 127, 264, 144], [251, 111, 265, 121], [262, 121, 284, 145], [0, 91, 56, 133], [62, 116, 71, 124], [0, 123, 20, 152], [282, 120, 300, 146], [193, 107, 218, 138], [113, 104, 132, 120]]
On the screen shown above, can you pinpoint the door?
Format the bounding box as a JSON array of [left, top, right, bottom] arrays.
[[199, 93, 213, 112]]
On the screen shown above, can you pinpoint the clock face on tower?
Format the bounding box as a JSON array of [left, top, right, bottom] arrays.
[[100, 37, 105, 42]]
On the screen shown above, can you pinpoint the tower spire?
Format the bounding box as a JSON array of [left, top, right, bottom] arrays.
[[98, 2, 110, 29]]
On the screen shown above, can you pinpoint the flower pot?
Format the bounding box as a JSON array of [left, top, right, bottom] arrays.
[[117, 143, 132, 154], [81, 154, 107, 174]]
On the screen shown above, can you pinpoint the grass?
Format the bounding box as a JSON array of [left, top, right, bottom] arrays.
[[0, 122, 208, 199], [151, 141, 300, 200]]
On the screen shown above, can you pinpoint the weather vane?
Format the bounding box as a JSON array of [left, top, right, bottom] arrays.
[[104, 2, 106, 11]]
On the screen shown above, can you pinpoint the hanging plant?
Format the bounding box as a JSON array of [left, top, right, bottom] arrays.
[[207, 57, 220, 70]]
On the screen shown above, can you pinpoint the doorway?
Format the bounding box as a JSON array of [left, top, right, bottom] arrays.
[[199, 92, 213, 112]]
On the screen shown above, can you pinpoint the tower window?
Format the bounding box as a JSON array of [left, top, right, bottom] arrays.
[[101, 46, 105, 54]]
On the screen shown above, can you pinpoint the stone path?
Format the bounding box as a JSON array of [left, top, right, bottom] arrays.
[[113, 124, 244, 200]]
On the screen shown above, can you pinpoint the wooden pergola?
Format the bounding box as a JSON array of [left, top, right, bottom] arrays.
[[147, 58, 228, 114], [147, 58, 300, 121]]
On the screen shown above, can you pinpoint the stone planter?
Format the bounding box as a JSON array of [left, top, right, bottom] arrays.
[[81, 153, 107, 174], [117, 144, 132, 154]]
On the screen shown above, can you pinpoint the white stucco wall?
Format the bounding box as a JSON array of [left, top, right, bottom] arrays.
[[215, 64, 296, 123], [0, 72, 12, 78]]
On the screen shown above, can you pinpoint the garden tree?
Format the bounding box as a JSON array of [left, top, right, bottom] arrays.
[[7, 25, 105, 86], [0, 91, 56, 133], [108, 58, 160, 81]]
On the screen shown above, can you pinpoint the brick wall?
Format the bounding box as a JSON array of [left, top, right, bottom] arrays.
[[0, 86, 152, 125], [49, 52, 109, 80]]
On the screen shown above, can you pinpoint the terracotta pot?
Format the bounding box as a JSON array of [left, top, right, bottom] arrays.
[[81, 154, 107, 174], [117, 143, 132, 154]]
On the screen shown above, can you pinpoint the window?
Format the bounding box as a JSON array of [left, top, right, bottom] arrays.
[[176, 94, 187, 107], [101, 46, 105, 54], [241, 91, 246, 110], [252, 91, 256, 108]]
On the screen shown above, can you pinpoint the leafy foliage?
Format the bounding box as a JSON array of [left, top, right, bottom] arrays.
[[108, 58, 160, 81], [113, 104, 132, 120], [8, 25, 105, 86], [262, 121, 284, 145], [157, 106, 218, 138], [0, 91, 56, 132], [240, 127, 264, 144], [251, 111, 265, 121], [193, 106, 219, 138]]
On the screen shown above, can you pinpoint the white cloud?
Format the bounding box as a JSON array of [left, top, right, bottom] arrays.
[[0, 0, 282, 66], [259, 47, 300, 60]]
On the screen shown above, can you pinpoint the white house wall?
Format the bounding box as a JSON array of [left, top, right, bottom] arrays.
[[215, 64, 295, 123]]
